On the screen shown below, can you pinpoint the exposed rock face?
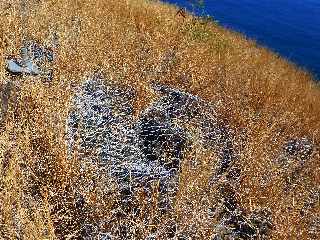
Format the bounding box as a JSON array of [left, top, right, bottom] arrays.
[[66, 74, 186, 238], [146, 82, 237, 178], [65, 73, 274, 239], [210, 183, 273, 240], [276, 137, 315, 191], [67, 74, 144, 181], [284, 137, 314, 161], [66, 75, 236, 195]]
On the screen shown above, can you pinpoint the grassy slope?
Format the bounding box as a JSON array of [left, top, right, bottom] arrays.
[[0, 0, 319, 239]]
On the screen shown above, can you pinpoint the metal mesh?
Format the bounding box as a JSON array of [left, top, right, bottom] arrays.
[[65, 72, 247, 238]]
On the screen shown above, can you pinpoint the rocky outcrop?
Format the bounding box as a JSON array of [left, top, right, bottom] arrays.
[[64, 72, 248, 238], [5, 40, 54, 81]]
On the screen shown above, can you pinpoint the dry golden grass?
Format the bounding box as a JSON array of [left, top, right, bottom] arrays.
[[0, 0, 319, 239]]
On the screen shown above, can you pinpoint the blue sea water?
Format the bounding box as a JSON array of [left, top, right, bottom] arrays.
[[164, 0, 320, 80]]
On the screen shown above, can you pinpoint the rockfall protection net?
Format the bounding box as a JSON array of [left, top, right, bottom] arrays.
[[64, 72, 282, 239]]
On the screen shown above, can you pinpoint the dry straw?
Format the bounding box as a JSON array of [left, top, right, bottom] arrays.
[[0, 0, 319, 239]]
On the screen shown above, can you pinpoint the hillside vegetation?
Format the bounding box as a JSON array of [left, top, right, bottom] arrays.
[[0, 0, 319, 239]]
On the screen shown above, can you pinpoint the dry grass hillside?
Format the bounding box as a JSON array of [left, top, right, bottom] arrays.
[[0, 0, 319, 239]]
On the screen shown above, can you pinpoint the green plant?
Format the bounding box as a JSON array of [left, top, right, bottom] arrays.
[[186, 19, 213, 42]]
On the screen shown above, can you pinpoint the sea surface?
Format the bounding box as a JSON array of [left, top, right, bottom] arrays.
[[164, 0, 320, 80]]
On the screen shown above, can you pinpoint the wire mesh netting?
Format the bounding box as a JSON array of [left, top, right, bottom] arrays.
[[64, 71, 281, 239]]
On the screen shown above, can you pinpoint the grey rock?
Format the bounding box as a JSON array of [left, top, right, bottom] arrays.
[[5, 40, 54, 81], [66, 74, 177, 207], [276, 137, 315, 190], [150, 83, 236, 178], [66, 77, 240, 238], [284, 137, 314, 161], [6, 58, 41, 75], [98, 233, 113, 240]]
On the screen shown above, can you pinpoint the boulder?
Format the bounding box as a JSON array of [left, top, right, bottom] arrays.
[[5, 40, 54, 81]]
